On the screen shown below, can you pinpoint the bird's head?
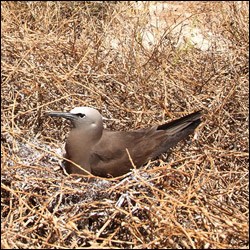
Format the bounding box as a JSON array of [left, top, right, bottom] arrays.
[[45, 107, 103, 130]]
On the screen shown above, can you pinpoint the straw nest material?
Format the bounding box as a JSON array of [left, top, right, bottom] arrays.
[[1, 2, 248, 249]]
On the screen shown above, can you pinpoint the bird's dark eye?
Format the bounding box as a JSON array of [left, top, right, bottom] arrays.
[[76, 113, 86, 118]]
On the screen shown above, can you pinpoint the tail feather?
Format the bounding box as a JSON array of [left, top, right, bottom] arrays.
[[157, 110, 202, 132], [152, 111, 202, 157]]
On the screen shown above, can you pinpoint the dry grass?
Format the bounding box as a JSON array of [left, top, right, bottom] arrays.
[[1, 1, 249, 249]]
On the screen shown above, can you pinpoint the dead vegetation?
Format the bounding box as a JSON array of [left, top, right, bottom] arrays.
[[1, 1, 249, 249]]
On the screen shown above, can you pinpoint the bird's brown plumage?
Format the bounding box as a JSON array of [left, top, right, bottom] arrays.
[[46, 107, 202, 177]]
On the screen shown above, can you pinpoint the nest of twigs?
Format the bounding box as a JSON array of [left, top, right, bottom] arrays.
[[1, 1, 249, 249]]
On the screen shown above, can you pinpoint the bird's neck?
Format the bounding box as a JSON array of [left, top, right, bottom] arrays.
[[65, 126, 103, 170]]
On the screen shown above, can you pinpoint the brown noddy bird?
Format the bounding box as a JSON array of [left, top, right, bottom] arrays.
[[46, 107, 202, 177]]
